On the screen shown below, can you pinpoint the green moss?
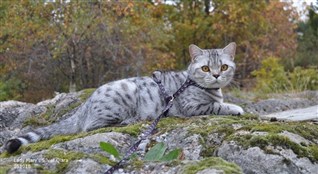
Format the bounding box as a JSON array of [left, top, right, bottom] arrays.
[[44, 149, 85, 161], [43, 149, 86, 173], [200, 145, 217, 158], [90, 153, 115, 165], [11, 122, 143, 155], [239, 113, 260, 121], [22, 134, 75, 152], [157, 117, 190, 132], [231, 133, 318, 163], [0, 147, 25, 158], [79, 88, 96, 101], [23, 105, 55, 127], [130, 158, 144, 169], [182, 157, 242, 174], [85, 122, 143, 137], [0, 166, 11, 174], [56, 102, 81, 119], [186, 115, 258, 158], [308, 145, 318, 161], [243, 122, 318, 142], [23, 88, 95, 128], [23, 102, 80, 128], [188, 116, 243, 137]]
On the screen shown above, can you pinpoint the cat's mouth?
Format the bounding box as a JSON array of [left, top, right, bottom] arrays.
[[200, 82, 222, 89]]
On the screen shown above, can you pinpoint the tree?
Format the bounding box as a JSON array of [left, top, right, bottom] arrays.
[[160, 0, 298, 80], [295, 1, 318, 68], [0, 1, 174, 102]]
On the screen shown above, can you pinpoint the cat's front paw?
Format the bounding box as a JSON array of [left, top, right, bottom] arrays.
[[230, 104, 244, 116]]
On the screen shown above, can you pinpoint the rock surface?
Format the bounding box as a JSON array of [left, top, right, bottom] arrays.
[[262, 105, 318, 121], [0, 90, 318, 174]]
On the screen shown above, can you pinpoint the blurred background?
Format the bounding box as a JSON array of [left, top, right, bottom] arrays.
[[0, 0, 317, 103]]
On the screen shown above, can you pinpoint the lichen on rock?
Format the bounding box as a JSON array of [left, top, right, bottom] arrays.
[[0, 90, 318, 173]]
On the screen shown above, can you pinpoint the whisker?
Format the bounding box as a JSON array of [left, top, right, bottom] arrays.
[[228, 80, 240, 88]]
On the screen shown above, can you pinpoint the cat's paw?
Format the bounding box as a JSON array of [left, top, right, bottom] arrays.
[[230, 104, 244, 116]]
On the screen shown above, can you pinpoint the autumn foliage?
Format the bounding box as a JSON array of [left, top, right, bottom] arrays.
[[0, 0, 315, 102]]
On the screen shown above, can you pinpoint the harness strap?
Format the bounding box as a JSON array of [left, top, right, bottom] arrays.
[[152, 73, 171, 104], [105, 74, 217, 174]]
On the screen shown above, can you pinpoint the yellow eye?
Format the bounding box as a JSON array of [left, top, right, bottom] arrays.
[[221, 64, 228, 71], [201, 66, 210, 72]]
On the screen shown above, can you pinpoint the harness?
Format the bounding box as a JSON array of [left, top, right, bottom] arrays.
[[105, 73, 218, 174]]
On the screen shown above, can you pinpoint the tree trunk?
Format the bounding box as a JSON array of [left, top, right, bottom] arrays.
[[69, 56, 76, 92]]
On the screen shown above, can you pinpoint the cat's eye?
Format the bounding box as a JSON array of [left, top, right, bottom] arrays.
[[201, 66, 210, 72], [221, 64, 228, 71]]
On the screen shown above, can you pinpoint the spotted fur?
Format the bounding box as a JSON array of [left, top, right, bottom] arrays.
[[3, 42, 243, 153]]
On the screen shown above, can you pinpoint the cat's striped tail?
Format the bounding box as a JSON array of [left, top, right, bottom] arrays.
[[4, 105, 85, 153]]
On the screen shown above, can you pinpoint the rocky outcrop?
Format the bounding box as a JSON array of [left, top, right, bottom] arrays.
[[0, 90, 317, 174]]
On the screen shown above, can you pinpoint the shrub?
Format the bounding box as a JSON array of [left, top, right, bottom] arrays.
[[251, 57, 289, 93], [288, 66, 318, 91], [252, 57, 318, 93]]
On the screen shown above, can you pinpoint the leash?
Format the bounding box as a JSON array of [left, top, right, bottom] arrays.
[[105, 73, 214, 174]]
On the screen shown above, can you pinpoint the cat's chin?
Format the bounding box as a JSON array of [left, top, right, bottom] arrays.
[[196, 82, 222, 89]]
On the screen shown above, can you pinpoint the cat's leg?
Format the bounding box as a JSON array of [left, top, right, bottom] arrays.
[[214, 102, 244, 116], [182, 102, 244, 116], [83, 114, 122, 132]]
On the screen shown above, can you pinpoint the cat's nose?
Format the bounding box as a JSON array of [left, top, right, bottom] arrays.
[[213, 74, 220, 79]]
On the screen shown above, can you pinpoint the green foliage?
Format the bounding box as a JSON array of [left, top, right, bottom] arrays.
[[99, 141, 181, 163], [100, 141, 120, 159], [143, 142, 181, 162], [160, 149, 182, 161], [295, 2, 318, 68], [0, 78, 24, 101], [144, 142, 167, 161], [288, 66, 318, 91], [252, 57, 289, 93], [252, 57, 318, 93]]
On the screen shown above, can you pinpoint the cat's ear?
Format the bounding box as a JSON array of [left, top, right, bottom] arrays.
[[189, 44, 203, 61], [223, 42, 236, 60]]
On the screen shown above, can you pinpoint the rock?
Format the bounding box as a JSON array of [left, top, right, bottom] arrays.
[[216, 141, 301, 174], [217, 138, 318, 174], [196, 168, 225, 174], [225, 90, 318, 116], [272, 148, 318, 174], [1, 90, 318, 173], [0, 101, 34, 130], [261, 105, 318, 122], [37, 92, 79, 108], [245, 98, 315, 115], [159, 128, 203, 160], [52, 132, 132, 155], [0, 150, 61, 173], [65, 159, 109, 174], [0, 101, 29, 108], [279, 131, 312, 146]]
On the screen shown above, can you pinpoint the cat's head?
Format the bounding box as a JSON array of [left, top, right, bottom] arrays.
[[187, 42, 236, 89]]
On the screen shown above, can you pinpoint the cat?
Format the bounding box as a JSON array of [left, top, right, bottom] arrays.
[[3, 42, 244, 153]]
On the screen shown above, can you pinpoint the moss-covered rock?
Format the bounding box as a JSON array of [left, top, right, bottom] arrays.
[[1, 90, 318, 174], [181, 157, 242, 174]]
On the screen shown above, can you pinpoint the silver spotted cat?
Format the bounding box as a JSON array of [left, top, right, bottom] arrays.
[[3, 43, 244, 153]]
